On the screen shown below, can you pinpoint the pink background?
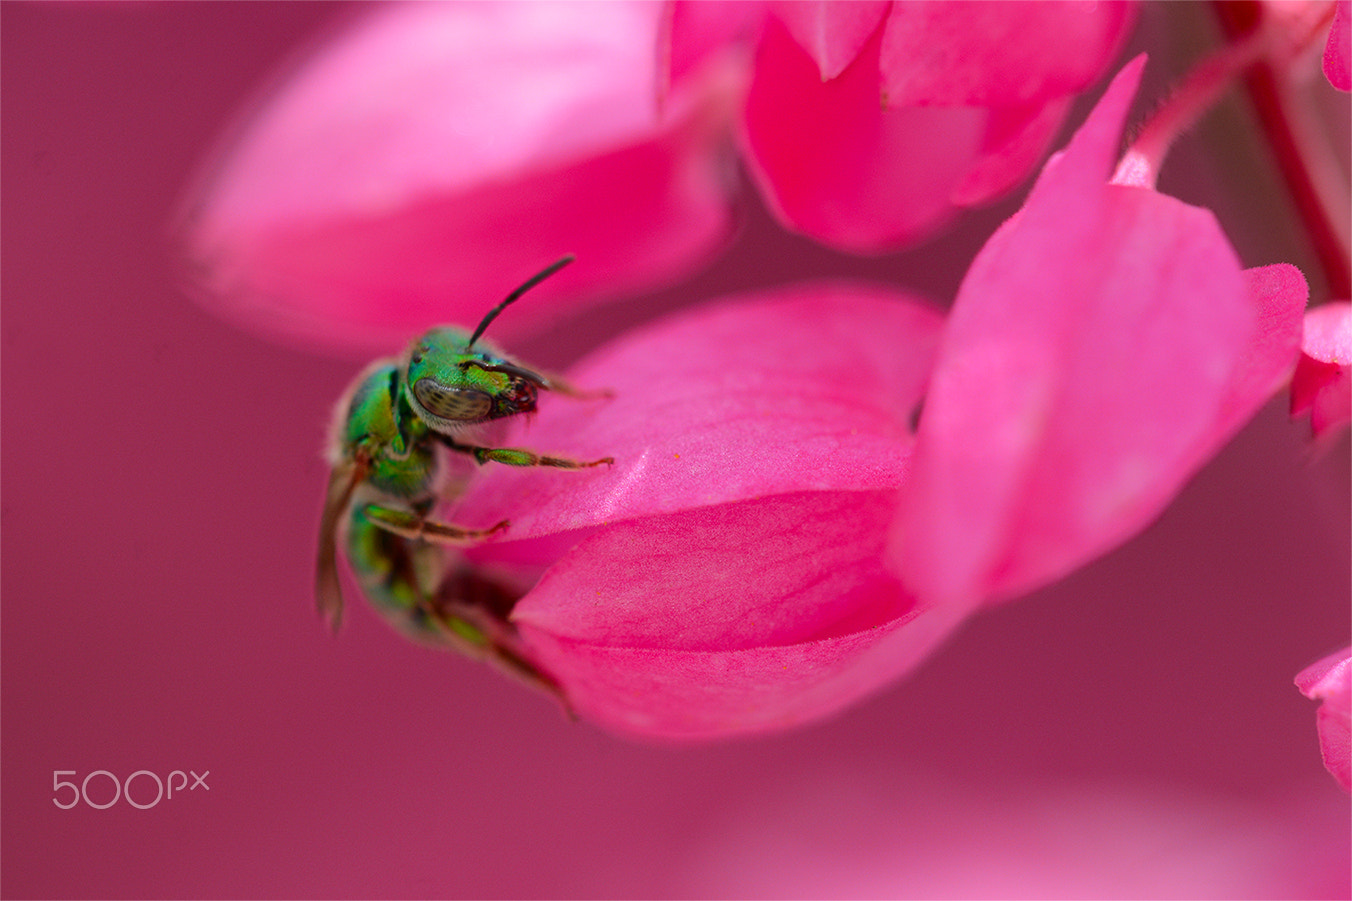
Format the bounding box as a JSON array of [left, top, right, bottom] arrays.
[[3, 4, 1348, 898]]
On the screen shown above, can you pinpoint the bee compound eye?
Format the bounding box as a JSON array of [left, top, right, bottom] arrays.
[[412, 378, 492, 423]]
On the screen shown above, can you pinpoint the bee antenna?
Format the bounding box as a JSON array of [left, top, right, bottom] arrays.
[[467, 255, 575, 349]]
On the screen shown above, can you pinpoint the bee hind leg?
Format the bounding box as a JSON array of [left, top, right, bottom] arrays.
[[359, 503, 509, 545], [428, 569, 575, 717]]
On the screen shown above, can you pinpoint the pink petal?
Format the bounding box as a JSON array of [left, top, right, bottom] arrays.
[[1325, 0, 1351, 92], [455, 283, 945, 542], [889, 57, 1308, 607], [1296, 648, 1352, 792], [877, 1, 1136, 107], [739, 15, 987, 251], [182, 1, 738, 353], [951, 97, 1072, 207], [515, 492, 971, 739], [769, 0, 890, 81], [1291, 301, 1352, 438], [738, 3, 1132, 253], [1221, 264, 1307, 434], [661, 0, 765, 98]]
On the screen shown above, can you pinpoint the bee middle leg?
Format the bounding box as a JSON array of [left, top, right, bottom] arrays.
[[438, 435, 613, 470]]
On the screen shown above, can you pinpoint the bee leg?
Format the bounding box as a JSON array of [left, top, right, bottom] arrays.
[[442, 611, 570, 704], [438, 435, 613, 470], [359, 503, 509, 545], [428, 595, 574, 717]]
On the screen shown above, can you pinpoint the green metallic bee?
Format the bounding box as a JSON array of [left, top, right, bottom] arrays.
[[316, 256, 611, 696]]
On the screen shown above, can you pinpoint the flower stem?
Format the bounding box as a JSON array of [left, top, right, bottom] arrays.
[[1128, 2, 1349, 299], [1211, 0, 1351, 299], [1129, 14, 1269, 180]]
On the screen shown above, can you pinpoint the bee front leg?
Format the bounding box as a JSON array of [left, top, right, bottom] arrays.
[[438, 435, 613, 470], [359, 503, 509, 544]]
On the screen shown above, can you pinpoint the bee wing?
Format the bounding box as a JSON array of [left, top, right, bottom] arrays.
[[316, 458, 366, 634]]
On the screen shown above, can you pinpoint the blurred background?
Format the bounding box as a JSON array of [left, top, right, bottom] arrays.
[[3, 3, 1348, 897]]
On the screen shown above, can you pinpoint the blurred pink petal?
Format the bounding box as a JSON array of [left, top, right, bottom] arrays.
[[889, 57, 1309, 608], [877, 0, 1136, 106], [769, 0, 889, 80], [661, 0, 764, 98], [1325, 0, 1351, 91], [681, 764, 1352, 897], [1296, 648, 1352, 792], [738, 1, 1134, 252], [447, 285, 971, 738], [951, 97, 1072, 207], [740, 15, 986, 251], [1291, 301, 1352, 438], [183, 1, 739, 353]]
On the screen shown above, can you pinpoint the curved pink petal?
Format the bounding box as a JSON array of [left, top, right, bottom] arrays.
[[739, 15, 987, 251], [182, 1, 739, 353], [877, 1, 1137, 107], [1291, 301, 1352, 438], [1296, 648, 1352, 792], [515, 492, 971, 739], [951, 97, 1072, 207], [1218, 264, 1308, 432], [769, 0, 890, 81], [440, 284, 966, 738], [1325, 0, 1351, 92], [889, 57, 1309, 607], [454, 283, 945, 541]]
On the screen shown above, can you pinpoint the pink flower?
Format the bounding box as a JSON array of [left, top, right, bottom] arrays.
[[1326, 0, 1351, 91], [450, 284, 970, 738], [889, 57, 1307, 607], [735, 0, 1136, 251], [1291, 301, 1352, 440], [445, 57, 1304, 738], [181, 1, 740, 353], [183, 13, 1313, 739], [1296, 647, 1352, 792], [182, 1, 1137, 352]]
